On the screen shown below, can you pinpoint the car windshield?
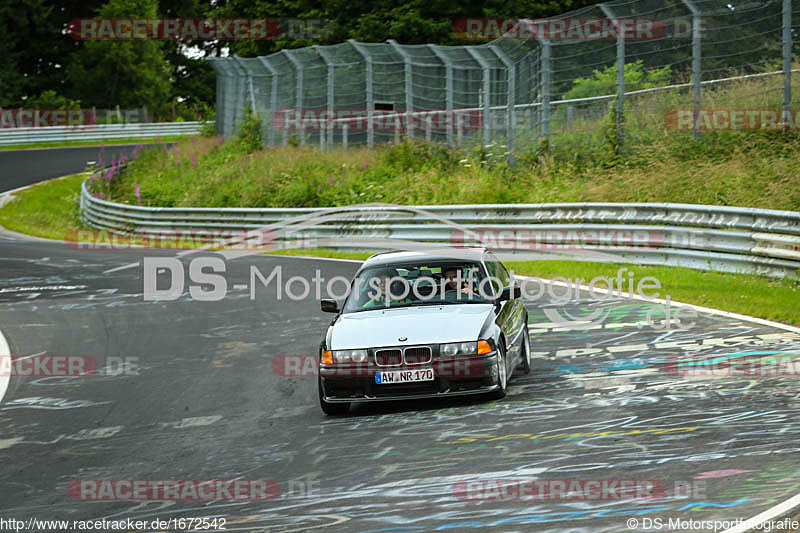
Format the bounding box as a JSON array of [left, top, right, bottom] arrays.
[[342, 261, 493, 313]]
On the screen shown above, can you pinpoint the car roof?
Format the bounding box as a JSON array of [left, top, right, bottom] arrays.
[[362, 248, 488, 268]]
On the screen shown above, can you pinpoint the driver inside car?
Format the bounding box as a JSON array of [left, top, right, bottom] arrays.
[[443, 267, 476, 302]]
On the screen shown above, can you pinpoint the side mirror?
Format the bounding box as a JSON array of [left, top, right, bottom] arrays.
[[320, 299, 339, 313], [498, 285, 521, 302]]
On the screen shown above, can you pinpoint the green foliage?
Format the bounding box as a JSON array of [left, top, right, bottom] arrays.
[[200, 111, 217, 136], [464, 141, 511, 170], [25, 90, 82, 110], [517, 138, 549, 167], [0, 0, 79, 107], [67, 0, 172, 115], [379, 137, 458, 172], [600, 100, 622, 159], [236, 107, 263, 153], [564, 60, 672, 102]]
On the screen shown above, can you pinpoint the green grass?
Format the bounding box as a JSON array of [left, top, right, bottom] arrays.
[[0, 136, 192, 151], [505, 261, 800, 327], [0, 173, 84, 239], [266, 248, 372, 261]]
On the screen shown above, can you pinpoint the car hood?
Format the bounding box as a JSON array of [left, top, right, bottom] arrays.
[[330, 304, 495, 349]]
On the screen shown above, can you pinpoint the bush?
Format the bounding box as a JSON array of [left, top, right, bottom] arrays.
[[564, 61, 672, 102], [236, 107, 263, 153], [25, 90, 82, 110], [200, 110, 216, 136]]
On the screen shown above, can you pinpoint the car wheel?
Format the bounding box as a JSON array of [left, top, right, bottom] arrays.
[[488, 341, 508, 400], [318, 378, 349, 415], [520, 321, 531, 375]]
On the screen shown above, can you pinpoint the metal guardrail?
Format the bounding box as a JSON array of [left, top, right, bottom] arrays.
[[0, 122, 202, 146], [79, 180, 800, 279]]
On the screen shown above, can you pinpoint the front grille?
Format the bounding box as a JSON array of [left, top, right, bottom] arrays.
[[375, 349, 402, 367], [374, 346, 432, 366], [403, 346, 432, 365]]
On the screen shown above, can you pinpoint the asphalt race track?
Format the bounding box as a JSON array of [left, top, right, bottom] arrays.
[[1, 236, 800, 532], [0, 144, 166, 193]]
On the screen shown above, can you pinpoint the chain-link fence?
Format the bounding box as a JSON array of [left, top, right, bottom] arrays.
[[209, 0, 798, 153]]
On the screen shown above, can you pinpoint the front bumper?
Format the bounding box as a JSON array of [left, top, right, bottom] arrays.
[[320, 353, 499, 403]]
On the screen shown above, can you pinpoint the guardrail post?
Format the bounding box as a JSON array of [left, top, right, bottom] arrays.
[[489, 44, 515, 163], [283, 50, 305, 146], [466, 47, 492, 146], [314, 45, 335, 151], [428, 44, 454, 147], [599, 4, 625, 150], [257, 57, 279, 147], [349, 40, 374, 147], [388, 40, 415, 139], [681, 0, 702, 139], [784, 0, 792, 120]]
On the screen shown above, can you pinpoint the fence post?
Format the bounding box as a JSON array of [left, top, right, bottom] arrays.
[[233, 55, 256, 113], [538, 38, 552, 141], [207, 59, 228, 138], [258, 57, 278, 147], [314, 45, 335, 150], [349, 40, 374, 147], [228, 58, 248, 137], [428, 44, 454, 147], [681, 0, 702, 139], [489, 44, 515, 163], [466, 48, 492, 146], [233, 55, 255, 115], [784, 0, 793, 119], [283, 50, 305, 145], [599, 5, 625, 149], [388, 40, 415, 139]]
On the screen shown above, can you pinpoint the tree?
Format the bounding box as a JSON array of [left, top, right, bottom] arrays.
[[67, 0, 171, 114]]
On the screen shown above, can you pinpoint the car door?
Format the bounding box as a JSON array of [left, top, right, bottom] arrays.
[[485, 253, 526, 367]]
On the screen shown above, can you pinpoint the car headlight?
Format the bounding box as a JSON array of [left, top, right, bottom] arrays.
[[332, 349, 368, 363], [440, 342, 477, 356]]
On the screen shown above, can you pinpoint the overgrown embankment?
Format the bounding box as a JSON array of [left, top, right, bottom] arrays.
[[92, 129, 800, 211]]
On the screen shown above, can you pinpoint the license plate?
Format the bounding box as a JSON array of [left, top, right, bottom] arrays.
[[375, 368, 434, 384]]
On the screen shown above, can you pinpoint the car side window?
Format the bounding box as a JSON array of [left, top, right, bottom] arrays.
[[486, 254, 512, 294], [484, 260, 502, 295], [487, 254, 509, 282]]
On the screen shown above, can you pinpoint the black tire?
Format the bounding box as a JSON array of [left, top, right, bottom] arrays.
[[318, 378, 349, 415], [488, 341, 508, 400], [520, 320, 532, 375]]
